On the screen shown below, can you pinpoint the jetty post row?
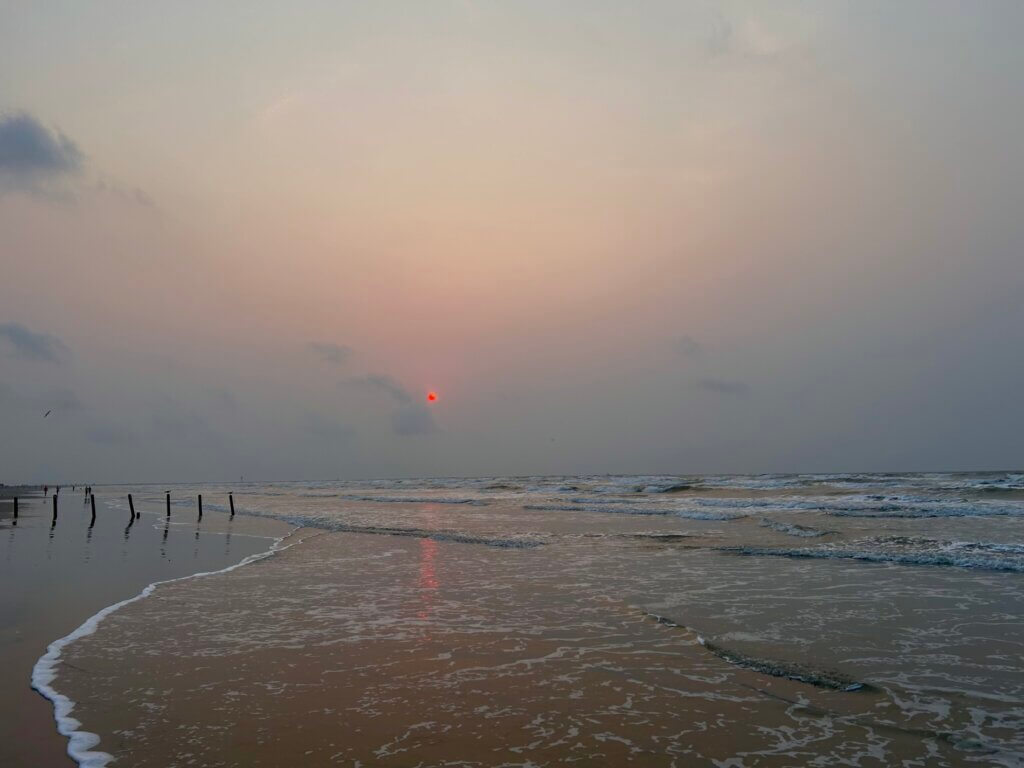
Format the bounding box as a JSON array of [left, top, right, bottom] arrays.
[[5, 490, 240, 531]]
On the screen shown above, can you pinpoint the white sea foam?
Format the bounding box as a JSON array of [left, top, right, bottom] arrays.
[[34, 474, 1024, 765], [31, 527, 303, 767], [523, 503, 743, 521], [759, 518, 829, 537], [340, 494, 489, 506], [723, 537, 1024, 572]]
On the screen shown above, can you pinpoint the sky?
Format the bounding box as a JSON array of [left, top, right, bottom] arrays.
[[1, 1, 1022, 483]]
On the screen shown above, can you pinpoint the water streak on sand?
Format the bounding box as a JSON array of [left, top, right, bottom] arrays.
[[31, 526, 303, 768], [27, 472, 1024, 766], [643, 612, 871, 691]]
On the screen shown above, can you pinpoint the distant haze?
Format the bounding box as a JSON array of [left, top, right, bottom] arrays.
[[1, 1, 1022, 483]]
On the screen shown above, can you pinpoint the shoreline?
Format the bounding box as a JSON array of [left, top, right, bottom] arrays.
[[7, 475, 1023, 765], [32, 523, 304, 767], [0, 494, 293, 767]]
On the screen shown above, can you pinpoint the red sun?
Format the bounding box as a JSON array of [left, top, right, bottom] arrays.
[[427, 391, 438, 402]]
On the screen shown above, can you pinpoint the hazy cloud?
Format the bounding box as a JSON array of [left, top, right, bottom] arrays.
[[94, 176, 156, 208], [310, 342, 352, 365], [0, 382, 82, 413], [0, 381, 20, 407], [710, 5, 818, 58], [393, 404, 438, 435], [86, 423, 135, 445], [0, 112, 83, 191], [672, 335, 705, 359], [147, 394, 211, 439], [342, 374, 437, 435], [43, 387, 84, 413], [694, 377, 749, 396], [204, 388, 238, 412], [0, 322, 69, 362], [302, 412, 354, 442], [344, 374, 412, 403]]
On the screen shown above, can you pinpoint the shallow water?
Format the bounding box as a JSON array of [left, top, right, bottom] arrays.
[[0, 492, 289, 767], [33, 473, 1024, 765]]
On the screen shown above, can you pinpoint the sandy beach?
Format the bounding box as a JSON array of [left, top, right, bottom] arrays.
[[53, 528, 945, 766], [0, 490, 290, 767], [11, 474, 1022, 767]]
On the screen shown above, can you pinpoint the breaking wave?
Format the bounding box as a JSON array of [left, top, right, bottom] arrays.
[[759, 518, 830, 538], [340, 495, 489, 506], [643, 613, 871, 692], [720, 537, 1024, 572], [523, 504, 742, 521]]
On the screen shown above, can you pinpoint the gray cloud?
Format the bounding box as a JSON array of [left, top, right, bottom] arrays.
[[672, 335, 705, 359], [94, 177, 156, 208], [393, 404, 438, 435], [302, 412, 354, 442], [310, 342, 353, 365], [342, 374, 438, 435], [43, 387, 84, 413], [0, 381, 19, 407], [344, 374, 412, 403], [694, 377, 749, 395], [0, 382, 82, 413], [86, 423, 135, 446], [147, 394, 212, 439], [203, 388, 238, 412], [0, 112, 83, 190], [0, 322, 69, 362]]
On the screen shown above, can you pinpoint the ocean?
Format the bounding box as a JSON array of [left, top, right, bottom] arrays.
[[8, 472, 1024, 766]]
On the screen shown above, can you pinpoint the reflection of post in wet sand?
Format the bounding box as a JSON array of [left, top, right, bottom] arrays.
[[418, 538, 439, 622], [123, 509, 135, 542]]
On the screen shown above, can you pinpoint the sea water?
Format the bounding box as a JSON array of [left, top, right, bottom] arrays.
[[31, 473, 1024, 766]]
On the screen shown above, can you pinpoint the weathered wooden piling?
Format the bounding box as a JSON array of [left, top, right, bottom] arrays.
[[52, 494, 57, 522], [128, 493, 136, 519], [166, 492, 171, 518], [90, 494, 96, 527], [12, 497, 17, 519], [198, 494, 203, 521], [229, 493, 235, 518]]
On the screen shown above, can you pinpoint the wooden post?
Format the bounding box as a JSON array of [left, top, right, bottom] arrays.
[[52, 494, 57, 522], [12, 497, 17, 519], [229, 493, 235, 518], [128, 493, 136, 519], [197, 494, 203, 521], [166, 492, 171, 518], [90, 494, 96, 527]]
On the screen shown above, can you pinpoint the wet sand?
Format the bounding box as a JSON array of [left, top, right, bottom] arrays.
[[0, 491, 289, 767], [56, 528, 966, 766], [11, 474, 1024, 766]]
